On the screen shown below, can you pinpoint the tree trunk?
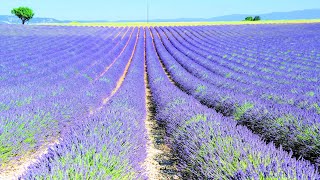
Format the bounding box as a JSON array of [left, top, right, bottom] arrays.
[[21, 18, 26, 25]]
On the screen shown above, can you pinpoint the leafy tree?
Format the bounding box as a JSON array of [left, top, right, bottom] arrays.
[[11, 7, 34, 25], [245, 16, 253, 21], [253, 16, 261, 21]]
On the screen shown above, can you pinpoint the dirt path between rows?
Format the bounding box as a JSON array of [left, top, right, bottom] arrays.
[[143, 29, 179, 180]]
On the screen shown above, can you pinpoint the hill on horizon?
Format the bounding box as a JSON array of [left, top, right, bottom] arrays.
[[0, 15, 67, 24], [1, 9, 320, 24], [146, 9, 320, 22]]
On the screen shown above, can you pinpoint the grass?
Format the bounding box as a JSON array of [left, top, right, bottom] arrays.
[[38, 19, 320, 27]]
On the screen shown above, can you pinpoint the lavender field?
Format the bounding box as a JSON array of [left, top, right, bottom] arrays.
[[0, 23, 320, 179]]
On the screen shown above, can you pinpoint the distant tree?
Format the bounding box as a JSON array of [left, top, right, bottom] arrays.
[[253, 16, 261, 21], [11, 7, 34, 25], [245, 16, 253, 21]]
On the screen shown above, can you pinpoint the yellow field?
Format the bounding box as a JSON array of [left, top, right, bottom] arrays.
[[40, 19, 320, 27]]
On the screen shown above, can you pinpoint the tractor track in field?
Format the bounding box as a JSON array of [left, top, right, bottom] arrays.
[[144, 29, 180, 180], [93, 27, 134, 82], [0, 28, 140, 180], [91, 27, 139, 114]]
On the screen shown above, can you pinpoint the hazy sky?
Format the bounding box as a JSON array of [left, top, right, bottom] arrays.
[[1, 0, 319, 20]]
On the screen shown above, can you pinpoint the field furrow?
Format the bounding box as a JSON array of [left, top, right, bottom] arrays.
[[150, 26, 320, 166], [0, 27, 139, 178], [146, 27, 318, 179], [0, 23, 319, 179]]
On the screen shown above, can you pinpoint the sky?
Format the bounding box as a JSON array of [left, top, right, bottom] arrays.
[[1, 0, 320, 21]]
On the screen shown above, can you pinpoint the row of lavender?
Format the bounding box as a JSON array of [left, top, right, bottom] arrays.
[[145, 27, 319, 178], [1, 25, 112, 165], [151, 24, 320, 166], [0, 25, 148, 179], [176, 25, 320, 110], [167, 25, 319, 112], [0, 24, 319, 179], [21, 28, 148, 179]]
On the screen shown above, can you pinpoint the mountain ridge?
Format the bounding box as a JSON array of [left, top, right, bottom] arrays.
[[1, 9, 319, 24]]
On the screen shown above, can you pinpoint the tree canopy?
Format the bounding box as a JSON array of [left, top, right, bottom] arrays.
[[245, 16, 253, 21], [253, 16, 261, 21], [11, 7, 34, 25]]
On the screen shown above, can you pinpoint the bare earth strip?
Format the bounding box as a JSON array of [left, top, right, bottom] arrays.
[[0, 28, 139, 180], [143, 29, 179, 180], [143, 32, 163, 179]]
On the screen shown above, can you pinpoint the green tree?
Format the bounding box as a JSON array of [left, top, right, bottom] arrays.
[[11, 7, 34, 25], [253, 16, 261, 21], [245, 16, 253, 21]]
